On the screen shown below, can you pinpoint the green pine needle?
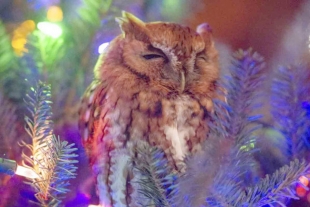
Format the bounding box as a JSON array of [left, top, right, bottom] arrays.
[[0, 19, 18, 77]]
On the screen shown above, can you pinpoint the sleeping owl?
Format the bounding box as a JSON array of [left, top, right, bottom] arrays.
[[79, 11, 219, 206]]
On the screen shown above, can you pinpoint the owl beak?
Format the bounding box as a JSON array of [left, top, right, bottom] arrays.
[[180, 71, 185, 93]]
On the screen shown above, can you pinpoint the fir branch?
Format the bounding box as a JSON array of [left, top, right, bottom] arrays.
[[174, 146, 310, 207], [215, 49, 265, 149], [24, 82, 53, 158], [174, 137, 252, 207], [211, 49, 265, 184], [0, 19, 18, 79], [78, 0, 112, 28], [131, 141, 176, 207], [24, 30, 66, 79], [175, 49, 266, 207], [0, 19, 27, 102], [271, 65, 310, 159], [204, 149, 255, 207], [22, 81, 78, 206], [240, 159, 310, 207], [63, 0, 113, 80], [44, 0, 114, 123], [70, 0, 112, 53]]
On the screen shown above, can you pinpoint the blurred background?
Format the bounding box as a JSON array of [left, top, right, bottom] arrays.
[[1, 0, 309, 63], [0, 0, 310, 206]]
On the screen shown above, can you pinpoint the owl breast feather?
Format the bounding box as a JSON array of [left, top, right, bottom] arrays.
[[100, 92, 210, 171]]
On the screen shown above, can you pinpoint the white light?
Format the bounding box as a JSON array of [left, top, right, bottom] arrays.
[[37, 22, 62, 38], [88, 205, 102, 207], [98, 42, 109, 54], [15, 165, 39, 179]]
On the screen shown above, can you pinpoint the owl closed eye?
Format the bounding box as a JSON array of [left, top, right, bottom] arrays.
[[79, 11, 220, 206]]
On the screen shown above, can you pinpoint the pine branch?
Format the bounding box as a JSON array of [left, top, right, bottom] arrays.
[[23, 30, 65, 80], [271, 65, 310, 159], [131, 141, 176, 207], [68, 0, 112, 54], [173, 50, 310, 207], [174, 49, 266, 207], [65, 0, 113, 78], [78, 0, 112, 28], [210, 49, 265, 188], [22, 81, 78, 206], [23, 82, 54, 167], [210, 49, 266, 181], [211, 49, 265, 148], [203, 159, 310, 207], [0, 19, 18, 80], [240, 159, 310, 207], [204, 149, 256, 207], [0, 19, 27, 103], [174, 136, 253, 207]]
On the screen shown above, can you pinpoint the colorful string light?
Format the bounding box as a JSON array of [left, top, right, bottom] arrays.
[[47, 6, 63, 22], [37, 22, 62, 38], [11, 20, 35, 56]]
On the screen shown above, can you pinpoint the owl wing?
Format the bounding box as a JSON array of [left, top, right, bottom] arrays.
[[79, 80, 133, 205], [78, 80, 109, 163]]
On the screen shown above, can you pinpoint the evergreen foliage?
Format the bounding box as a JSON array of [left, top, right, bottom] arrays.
[[242, 159, 309, 207], [172, 49, 265, 207], [0, 20, 18, 77], [136, 50, 310, 207], [211, 49, 265, 148], [131, 141, 177, 207], [22, 82, 78, 206], [0, 1, 309, 206], [271, 65, 310, 159]]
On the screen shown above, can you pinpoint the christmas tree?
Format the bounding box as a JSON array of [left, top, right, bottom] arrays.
[[0, 0, 310, 206]]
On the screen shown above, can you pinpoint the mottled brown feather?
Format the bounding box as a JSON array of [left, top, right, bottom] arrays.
[[78, 11, 220, 206]]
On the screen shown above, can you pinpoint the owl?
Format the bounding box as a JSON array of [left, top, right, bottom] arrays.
[[79, 11, 219, 206]]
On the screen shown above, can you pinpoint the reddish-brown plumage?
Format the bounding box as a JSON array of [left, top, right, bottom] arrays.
[[79, 11, 220, 206]]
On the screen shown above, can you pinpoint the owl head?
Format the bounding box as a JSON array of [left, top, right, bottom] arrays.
[[95, 11, 219, 98]]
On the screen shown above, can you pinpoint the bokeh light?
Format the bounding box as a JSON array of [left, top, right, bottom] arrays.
[[299, 176, 309, 187], [296, 175, 309, 197], [11, 20, 36, 56], [21, 20, 36, 31], [98, 42, 109, 54], [37, 22, 62, 38], [47, 6, 63, 22], [11, 38, 27, 50], [307, 192, 310, 203], [15, 165, 39, 179], [297, 185, 307, 197]]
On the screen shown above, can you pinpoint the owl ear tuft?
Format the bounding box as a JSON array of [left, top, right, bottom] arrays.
[[196, 23, 213, 47], [115, 11, 149, 42]]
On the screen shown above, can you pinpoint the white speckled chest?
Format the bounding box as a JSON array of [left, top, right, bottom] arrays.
[[102, 94, 209, 171]]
